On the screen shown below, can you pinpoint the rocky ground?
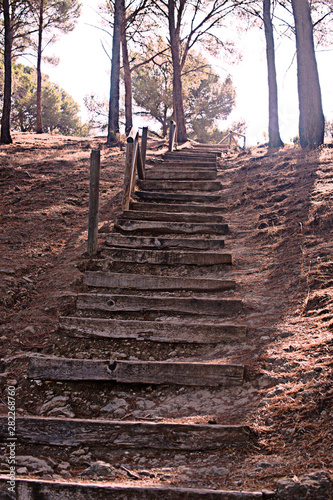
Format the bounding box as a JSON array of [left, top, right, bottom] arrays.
[[0, 132, 332, 496]]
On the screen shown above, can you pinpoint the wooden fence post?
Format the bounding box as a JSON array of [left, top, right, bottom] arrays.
[[122, 139, 134, 211], [141, 126, 148, 171], [169, 120, 175, 152], [87, 150, 100, 256]]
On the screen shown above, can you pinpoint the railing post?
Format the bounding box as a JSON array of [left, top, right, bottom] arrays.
[[136, 141, 145, 180], [87, 150, 100, 256], [122, 139, 134, 211], [169, 120, 175, 152], [141, 126, 148, 171]]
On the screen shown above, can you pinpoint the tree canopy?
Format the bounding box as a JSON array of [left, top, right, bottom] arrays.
[[131, 50, 236, 142], [2, 63, 89, 135]]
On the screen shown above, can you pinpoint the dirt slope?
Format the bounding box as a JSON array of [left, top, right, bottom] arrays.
[[0, 133, 332, 491]]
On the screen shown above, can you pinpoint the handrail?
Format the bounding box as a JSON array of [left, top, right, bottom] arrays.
[[168, 120, 177, 152], [121, 126, 148, 211], [218, 131, 246, 149]]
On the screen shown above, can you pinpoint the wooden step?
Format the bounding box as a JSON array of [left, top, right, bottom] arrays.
[[135, 191, 221, 203], [145, 170, 217, 180], [161, 157, 217, 164], [102, 234, 226, 251], [129, 202, 225, 214], [100, 248, 232, 265], [164, 152, 218, 159], [191, 144, 229, 149], [0, 416, 252, 449], [28, 356, 244, 386], [0, 477, 270, 500], [137, 180, 222, 192], [59, 316, 247, 343], [77, 293, 243, 316], [121, 210, 225, 224], [114, 219, 228, 235], [152, 163, 217, 170], [84, 272, 236, 291]]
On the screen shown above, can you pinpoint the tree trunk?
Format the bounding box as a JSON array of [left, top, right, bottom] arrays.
[[107, 0, 124, 143], [36, 0, 44, 134], [291, 0, 324, 149], [263, 0, 283, 148], [168, 0, 187, 143], [1, 0, 13, 144], [122, 29, 133, 135]]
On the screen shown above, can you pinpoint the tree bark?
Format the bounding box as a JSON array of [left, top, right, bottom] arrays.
[[168, 0, 187, 143], [291, 0, 324, 149], [1, 0, 13, 144], [263, 0, 283, 148], [122, 29, 133, 135], [107, 0, 124, 143], [36, 0, 44, 134]]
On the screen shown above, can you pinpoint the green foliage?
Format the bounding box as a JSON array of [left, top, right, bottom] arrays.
[[131, 53, 173, 136], [186, 73, 235, 142], [131, 47, 236, 141], [6, 63, 89, 135], [83, 94, 109, 132]]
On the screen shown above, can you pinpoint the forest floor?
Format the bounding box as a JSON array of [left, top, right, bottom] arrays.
[[0, 132, 332, 493]]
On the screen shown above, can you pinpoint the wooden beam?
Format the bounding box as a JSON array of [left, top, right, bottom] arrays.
[[100, 247, 232, 265], [0, 477, 268, 500], [59, 316, 247, 343], [0, 416, 252, 449], [121, 210, 225, 224], [137, 180, 222, 192], [145, 170, 217, 180], [129, 202, 225, 214], [83, 271, 236, 291], [102, 234, 226, 251], [114, 219, 228, 235], [134, 191, 222, 203], [76, 293, 243, 316], [28, 356, 244, 386]]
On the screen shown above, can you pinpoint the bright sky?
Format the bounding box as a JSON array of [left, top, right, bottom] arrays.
[[42, 0, 333, 146]]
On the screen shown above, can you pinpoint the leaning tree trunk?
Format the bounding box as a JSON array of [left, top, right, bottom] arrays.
[[107, 0, 124, 143], [168, 0, 187, 143], [263, 0, 283, 148], [291, 0, 324, 149], [1, 0, 13, 144], [36, 0, 44, 134], [122, 30, 133, 135]]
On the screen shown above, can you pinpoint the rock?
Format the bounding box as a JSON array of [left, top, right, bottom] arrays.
[[100, 398, 128, 414], [276, 470, 333, 499], [24, 326, 36, 334], [59, 470, 72, 478], [40, 396, 69, 414], [16, 467, 28, 474], [58, 462, 70, 470], [256, 461, 274, 469], [71, 449, 85, 457], [16, 456, 53, 475], [209, 466, 229, 476], [80, 460, 116, 478], [47, 405, 75, 418], [135, 398, 156, 410]]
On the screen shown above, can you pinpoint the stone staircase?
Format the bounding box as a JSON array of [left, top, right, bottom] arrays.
[[0, 147, 275, 499]]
